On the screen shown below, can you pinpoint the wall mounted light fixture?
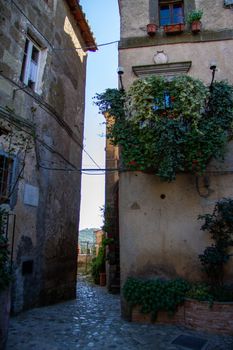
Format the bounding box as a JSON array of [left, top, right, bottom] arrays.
[[117, 66, 124, 91]]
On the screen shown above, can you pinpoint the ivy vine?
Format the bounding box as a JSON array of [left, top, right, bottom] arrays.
[[95, 76, 233, 181]]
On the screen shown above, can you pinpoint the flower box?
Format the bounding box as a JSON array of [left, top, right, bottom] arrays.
[[164, 23, 185, 34]]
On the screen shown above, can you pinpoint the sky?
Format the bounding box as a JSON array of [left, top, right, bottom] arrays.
[[79, 1, 120, 230]]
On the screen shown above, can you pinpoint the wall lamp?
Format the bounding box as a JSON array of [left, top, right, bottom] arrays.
[[209, 60, 217, 89], [117, 66, 124, 91]]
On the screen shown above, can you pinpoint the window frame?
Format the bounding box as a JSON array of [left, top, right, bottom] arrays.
[[20, 35, 42, 93], [159, 1, 184, 26], [0, 152, 15, 205]]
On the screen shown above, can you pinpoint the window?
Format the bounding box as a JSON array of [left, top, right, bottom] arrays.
[[0, 155, 13, 204], [20, 36, 41, 92], [160, 1, 184, 26]]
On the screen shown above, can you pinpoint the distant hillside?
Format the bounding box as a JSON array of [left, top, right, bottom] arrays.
[[79, 228, 99, 243]]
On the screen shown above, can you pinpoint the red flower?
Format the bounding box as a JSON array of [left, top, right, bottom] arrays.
[[128, 160, 137, 166]]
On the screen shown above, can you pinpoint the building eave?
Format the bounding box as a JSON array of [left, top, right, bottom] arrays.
[[65, 0, 97, 52]]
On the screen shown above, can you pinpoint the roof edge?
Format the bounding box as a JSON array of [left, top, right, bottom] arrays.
[[65, 0, 97, 52]]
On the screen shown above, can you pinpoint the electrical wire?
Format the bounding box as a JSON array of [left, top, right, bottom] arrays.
[[53, 40, 119, 51], [0, 74, 102, 169], [11, 0, 53, 48], [11, 0, 119, 52], [0, 106, 77, 169], [4, 3, 107, 170]]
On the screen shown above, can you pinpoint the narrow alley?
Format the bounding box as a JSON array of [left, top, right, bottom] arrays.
[[6, 276, 233, 350]]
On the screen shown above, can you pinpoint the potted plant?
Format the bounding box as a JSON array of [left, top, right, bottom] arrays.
[[146, 23, 157, 36], [163, 23, 185, 34], [187, 9, 203, 33]]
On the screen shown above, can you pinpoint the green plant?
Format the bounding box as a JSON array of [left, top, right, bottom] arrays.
[[187, 9, 203, 24], [101, 204, 115, 235], [91, 237, 113, 284], [186, 282, 213, 304], [0, 209, 11, 291], [95, 76, 233, 182], [198, 198, 233, 287], [123, 277, 190, 319]]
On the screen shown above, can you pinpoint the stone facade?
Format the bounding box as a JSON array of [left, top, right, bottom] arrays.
[[114, 0, 233, 292], [0, 0, 96, 312]]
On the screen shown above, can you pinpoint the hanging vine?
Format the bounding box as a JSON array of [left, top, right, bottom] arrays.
[[95, 76, 233, 181]]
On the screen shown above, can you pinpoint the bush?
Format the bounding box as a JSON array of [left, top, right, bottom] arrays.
[[91, 245, 105, 284], [187, 9, 203, 24], [123, 277, 190, 319], [0, 210, 11, 291], [198, 198, 233, 287], [95, 77, 233, 181]]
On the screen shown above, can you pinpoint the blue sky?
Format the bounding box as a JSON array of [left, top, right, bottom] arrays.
[[79, 1, 120, 230]]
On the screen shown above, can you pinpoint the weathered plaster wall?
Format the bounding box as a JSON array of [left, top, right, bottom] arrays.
[[0, 0, 87, 312], [119, 0, 233, 38], [118, 0, 233, 289], [119, 39, 233, 87], [119, 169, 233, 284]]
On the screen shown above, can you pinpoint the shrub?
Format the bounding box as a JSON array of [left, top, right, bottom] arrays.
[[123, 277, 190, 319], [198, 198, 233, 287], [187, 9, 203, 24], [0, 209, 11, 291], [95, 77, 233, 181]]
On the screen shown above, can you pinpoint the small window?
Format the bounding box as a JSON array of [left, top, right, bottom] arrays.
[[160, 1, 184, 26], [0, 155, 14, 204], [20, 36, 41, 92]]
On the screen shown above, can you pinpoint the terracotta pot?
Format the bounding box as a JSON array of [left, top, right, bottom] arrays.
[[191, 21, 202, 33], [147, 23, 157, 36], [99, 272, 106, 286], [164, 23, 184, 34]]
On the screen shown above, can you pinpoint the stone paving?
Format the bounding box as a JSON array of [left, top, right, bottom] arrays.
[[6, 275, 233, 350]]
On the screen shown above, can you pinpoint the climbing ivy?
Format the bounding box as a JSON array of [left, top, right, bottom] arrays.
[[95, 76, 233, 181]]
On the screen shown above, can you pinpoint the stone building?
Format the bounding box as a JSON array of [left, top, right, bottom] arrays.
[[0, 0, 96, 313], [108, 0, 233, 303]]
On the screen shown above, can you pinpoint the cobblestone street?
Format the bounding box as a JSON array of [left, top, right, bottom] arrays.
[[6, 276, 233, 350]]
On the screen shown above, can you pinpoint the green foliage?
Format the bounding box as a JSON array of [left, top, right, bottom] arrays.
[[123, 277, 190, 319], [187, 9, 203, 24], [91, 237, 113, 284], [101, 204, 114, 234], [0, 209, 11, 291], [198, 198, 233, 287], [186, 283, 213, 304], [95, 76, 233, 181]]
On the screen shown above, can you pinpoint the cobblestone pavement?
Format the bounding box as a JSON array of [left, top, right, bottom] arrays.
[[6, 275, 233, 350]]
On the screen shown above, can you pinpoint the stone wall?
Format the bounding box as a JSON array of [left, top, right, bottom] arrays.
[[132, 300, 233, 335], [0, 0, 88, 312]]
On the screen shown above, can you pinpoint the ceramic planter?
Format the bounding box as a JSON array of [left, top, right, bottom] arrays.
[[191, 21, 202, 33], [164, 23, 185, 34], [147, 23, 157, 36], [99, 272, 106, 286]]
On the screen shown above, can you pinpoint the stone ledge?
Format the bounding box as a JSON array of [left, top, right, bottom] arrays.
[[132, 61, 192, 78], [119, 30, 233, 50], [131, 299, 233, 335]]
